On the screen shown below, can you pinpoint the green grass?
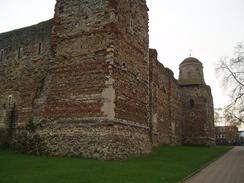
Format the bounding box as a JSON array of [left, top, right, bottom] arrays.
[[0, 146, 231, 183]]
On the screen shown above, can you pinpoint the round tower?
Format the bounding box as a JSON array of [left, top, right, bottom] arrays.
[[179, 57, 205, 85], [179, 57, 215, 146]]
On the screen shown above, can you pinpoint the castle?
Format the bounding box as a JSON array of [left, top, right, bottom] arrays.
[[0, 0, 215, 159]]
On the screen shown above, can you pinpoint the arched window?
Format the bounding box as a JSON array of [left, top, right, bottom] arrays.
[[190, 99, 195, 108], [8, 95, 13, 107], [122, 62, 127, 71]]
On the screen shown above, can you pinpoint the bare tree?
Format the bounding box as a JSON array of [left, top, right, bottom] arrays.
[[216, 41, 244, 124], [223, 105, 243, 126]]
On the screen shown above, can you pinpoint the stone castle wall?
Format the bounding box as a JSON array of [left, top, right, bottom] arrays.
[[0, 0, 215, 159], [25, 0, 151, 159], [149, 49, 183, 146], [0, 20, 52, 129]]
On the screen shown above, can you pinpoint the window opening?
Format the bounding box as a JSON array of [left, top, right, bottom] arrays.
[[8, 95, 12, 106], [190, 99, 195, 108], [38, 43, 42, 54], [18, 47, 23, 59], [0, 49, 4, 62]]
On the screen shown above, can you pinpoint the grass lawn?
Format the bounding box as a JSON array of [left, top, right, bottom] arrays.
[[0, 146, 231, 183]]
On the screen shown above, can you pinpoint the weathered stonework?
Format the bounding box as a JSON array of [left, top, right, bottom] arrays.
[[179, 57, 215, 146], [149, 49, 183, 146], [181, 85, 215, 146], [11, 119, 151, 160], [0, 0, 215, 159]]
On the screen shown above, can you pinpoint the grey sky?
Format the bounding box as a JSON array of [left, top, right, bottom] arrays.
[[148, 0, 244, 108], [1, 0, 244, 109]]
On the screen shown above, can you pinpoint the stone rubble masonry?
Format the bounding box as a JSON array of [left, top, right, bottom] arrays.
[[11, 119, 151, 160], [149, 49, 183, 146], [0, 0, 215, 159]]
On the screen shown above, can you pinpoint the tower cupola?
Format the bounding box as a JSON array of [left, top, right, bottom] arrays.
[[179, 57, 205, 85]]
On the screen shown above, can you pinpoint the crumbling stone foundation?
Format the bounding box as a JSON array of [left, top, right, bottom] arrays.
[[11, 119, 151, 160]]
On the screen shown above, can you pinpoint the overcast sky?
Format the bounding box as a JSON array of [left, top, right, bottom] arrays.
[[1, 0, 244, 109]]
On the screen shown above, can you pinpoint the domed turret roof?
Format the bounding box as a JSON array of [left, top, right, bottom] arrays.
[[178, 56, 205, 85], [180, 57, 202, 65]]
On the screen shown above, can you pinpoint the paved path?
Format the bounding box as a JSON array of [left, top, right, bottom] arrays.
[[184, 146, 244, 183]]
